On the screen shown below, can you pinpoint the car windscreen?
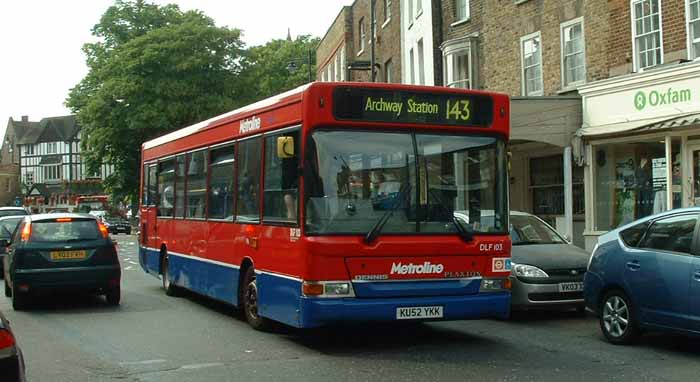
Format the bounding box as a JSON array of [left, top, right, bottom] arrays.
[[0, 218, 23, 239], [510, 215, 566, 245], [0, 209, 27, 218], [30, 219, 102, 242]]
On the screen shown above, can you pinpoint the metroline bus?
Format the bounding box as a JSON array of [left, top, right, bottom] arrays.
[[139, 82, 512, 330]]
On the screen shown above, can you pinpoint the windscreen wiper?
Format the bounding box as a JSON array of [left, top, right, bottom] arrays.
[[427, 188, 473, 243], [364, 183, 411, 245]]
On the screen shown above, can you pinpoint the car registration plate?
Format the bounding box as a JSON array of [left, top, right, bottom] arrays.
[[558, 282, 584, 292], [396, 306, 443, 320], [50, 250, 88, 261]]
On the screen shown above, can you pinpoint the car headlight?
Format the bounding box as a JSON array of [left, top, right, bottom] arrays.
[[512, 263, 549, 278]]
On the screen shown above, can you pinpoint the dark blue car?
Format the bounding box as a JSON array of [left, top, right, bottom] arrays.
[[584, 207, 700, 345]]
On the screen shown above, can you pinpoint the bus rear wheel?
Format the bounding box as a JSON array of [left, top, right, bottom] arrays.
[[242, 266, 272, 331], [162, 253, 181, 297]]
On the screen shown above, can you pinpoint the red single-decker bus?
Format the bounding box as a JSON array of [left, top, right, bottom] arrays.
[[139, 82, 512, 330]]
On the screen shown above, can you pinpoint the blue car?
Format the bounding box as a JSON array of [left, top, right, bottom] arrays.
[[584, 207, 700, 345]]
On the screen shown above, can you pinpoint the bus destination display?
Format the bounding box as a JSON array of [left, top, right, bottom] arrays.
[[333, 87, 494, 127]]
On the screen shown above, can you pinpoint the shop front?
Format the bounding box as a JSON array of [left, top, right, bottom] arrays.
[[577, 62, 700, 251]]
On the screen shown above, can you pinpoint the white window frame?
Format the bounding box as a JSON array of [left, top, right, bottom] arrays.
[[560, 17, 587, 89], [686, 0, 700, 60], [442, 38, 476, 89], [630, 0, 664, 72], [417, 39, 425, 85], [383, 0, 392, 28], [452, 0, 470, 25], [408, 0, 414, 27], [409, 48, 415, 84], [416, 0, 423, 18], [44, 164, 61, 181], [520, 31, 544, 96], [358, 17, 366, 55]]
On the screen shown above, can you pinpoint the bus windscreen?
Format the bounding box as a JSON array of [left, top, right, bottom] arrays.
[[333, 87, 494, 127]]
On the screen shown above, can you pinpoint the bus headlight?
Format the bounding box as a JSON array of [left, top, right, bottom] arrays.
[[302, 281, 355, 297]]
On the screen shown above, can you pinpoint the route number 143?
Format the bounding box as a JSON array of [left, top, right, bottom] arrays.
[[446, 99, 471, 121]]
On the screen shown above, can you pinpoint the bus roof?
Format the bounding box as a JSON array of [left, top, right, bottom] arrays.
[[142, 82, 510, 161]]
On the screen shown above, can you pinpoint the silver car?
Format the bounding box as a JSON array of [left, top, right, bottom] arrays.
[[509, 211, 591, 313]]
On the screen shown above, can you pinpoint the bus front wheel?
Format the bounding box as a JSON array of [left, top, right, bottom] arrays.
[[242, 266, 272, 331]]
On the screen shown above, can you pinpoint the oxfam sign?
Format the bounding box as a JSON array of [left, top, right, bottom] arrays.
[[634, 88, 692, 111]]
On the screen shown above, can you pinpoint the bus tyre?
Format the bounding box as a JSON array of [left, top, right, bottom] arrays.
[[242, 267, 272, 331], [4, 278, 11, 297], [162, 253, 180, 297], [106, 287, 121, 306]]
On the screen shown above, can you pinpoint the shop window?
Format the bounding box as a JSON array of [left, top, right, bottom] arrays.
[[594, 141, 677, 231], [688, 0, 700, 59], [236, 138, 262, 223], [561, 18, 586, 87], [158, 159, 175, 217], [174, 155, 186, 218], [639, 214, 698, 254], [521, 32, 543, 96], [186, 150, 207, 218], [263, 131, 300, 223], [632, 0, 662, 71], [208, 144, 235, 220], [529, 155, 584, 218]]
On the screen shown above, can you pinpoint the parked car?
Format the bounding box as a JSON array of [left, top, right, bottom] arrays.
[[102, 215, 132, 235], [0, 208, 28, 218], [509, 211, 591, 313], [0, 308, 26, 381], [584, 207, 700, 345], [0, 217, 25, 275], [3, 214, 121, 310]]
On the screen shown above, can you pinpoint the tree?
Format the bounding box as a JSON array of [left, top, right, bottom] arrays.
[[66, 0, 248, 206], [242, 35, 320, 101]]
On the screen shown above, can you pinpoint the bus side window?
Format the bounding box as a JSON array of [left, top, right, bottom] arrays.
[[208, 144, 235, 220], [158, 159, 175, 217], [263, 131, 299, 223], [148, 164, 157, 207], [236, 138, 262, 223]]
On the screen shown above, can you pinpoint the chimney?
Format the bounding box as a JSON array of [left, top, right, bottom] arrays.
[[21, 115, 28, 122]]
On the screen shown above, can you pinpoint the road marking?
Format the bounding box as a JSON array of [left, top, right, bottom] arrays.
[[119, 359, 167, 366], [180, 362, 225, 370]]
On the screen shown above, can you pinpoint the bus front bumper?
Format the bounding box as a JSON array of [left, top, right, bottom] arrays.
[[298, 292, 510, 328]]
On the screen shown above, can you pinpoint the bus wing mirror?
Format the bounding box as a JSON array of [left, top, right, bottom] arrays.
[[277, 136, 295, 159]]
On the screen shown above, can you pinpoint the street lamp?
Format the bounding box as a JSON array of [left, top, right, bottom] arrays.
[[286, 49, 314, 83]]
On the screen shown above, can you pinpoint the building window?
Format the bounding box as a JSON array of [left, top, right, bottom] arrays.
[[359, 17, 366, 53], [417, 39, 425, 85], [185, 150, 207, 218], [384, 59, 393, 83], [530, 155, 584, 219], [47, 142, 57, 154], [25, 171, 33, 186], [208, 144, 235, 220], [384, 0, 392, 23], [521, 32, 543, 96], [408, 0, 413, 23], [561, 18, 586, 88], [454, 0, 469, 23], [263, 131, 299, 223], [236, 138, 262, 223], [24, 145, 34, 155], [688, 0, 700, 59], [417, 0, 422, 16], [158, 159, 175, 217], [409, 48, 415, 84], [443, 39, 475, 89], [43, 164, 61, 181], [340, 46, 346, 81], [632, 0, 662, 71]]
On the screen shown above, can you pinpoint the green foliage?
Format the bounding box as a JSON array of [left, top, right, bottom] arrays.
[[243, 35, 320, 101], [66, 0, 246, 203]]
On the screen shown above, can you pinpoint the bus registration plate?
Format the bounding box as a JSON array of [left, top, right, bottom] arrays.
[[396, 306, 443, 320]]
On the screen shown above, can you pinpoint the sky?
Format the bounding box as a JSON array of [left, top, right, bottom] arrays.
[[0, 0, 352, 140]]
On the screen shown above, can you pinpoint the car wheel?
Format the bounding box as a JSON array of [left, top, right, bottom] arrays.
[[4, 278, 10, 297], [599, 290, 639, 345], [11, 284, 27, 311], [106, 287, 120, 306], [162, 253, 180, 297], [242, 266, 272, 331]]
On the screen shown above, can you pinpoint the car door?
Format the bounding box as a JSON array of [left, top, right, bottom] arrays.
[[625, 213, 697, 329], [688, 238, 700, 332]]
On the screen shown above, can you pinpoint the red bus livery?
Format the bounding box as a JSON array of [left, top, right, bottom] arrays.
[[139, 82, 512, 329]]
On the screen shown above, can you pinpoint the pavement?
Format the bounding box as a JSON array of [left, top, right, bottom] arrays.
[[2, 235, 700, 382]]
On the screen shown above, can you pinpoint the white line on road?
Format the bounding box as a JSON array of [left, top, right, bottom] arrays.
[[119, 359, 168, 366], [180, 362, 225, 370]]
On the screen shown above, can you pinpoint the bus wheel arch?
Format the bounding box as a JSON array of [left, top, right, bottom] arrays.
[[238, 258, 254, 309], [239, 259, 273, 331], [160, 246, 180, 297]]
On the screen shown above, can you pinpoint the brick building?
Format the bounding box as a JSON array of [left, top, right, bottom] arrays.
[[316, 0, 401, 83]]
